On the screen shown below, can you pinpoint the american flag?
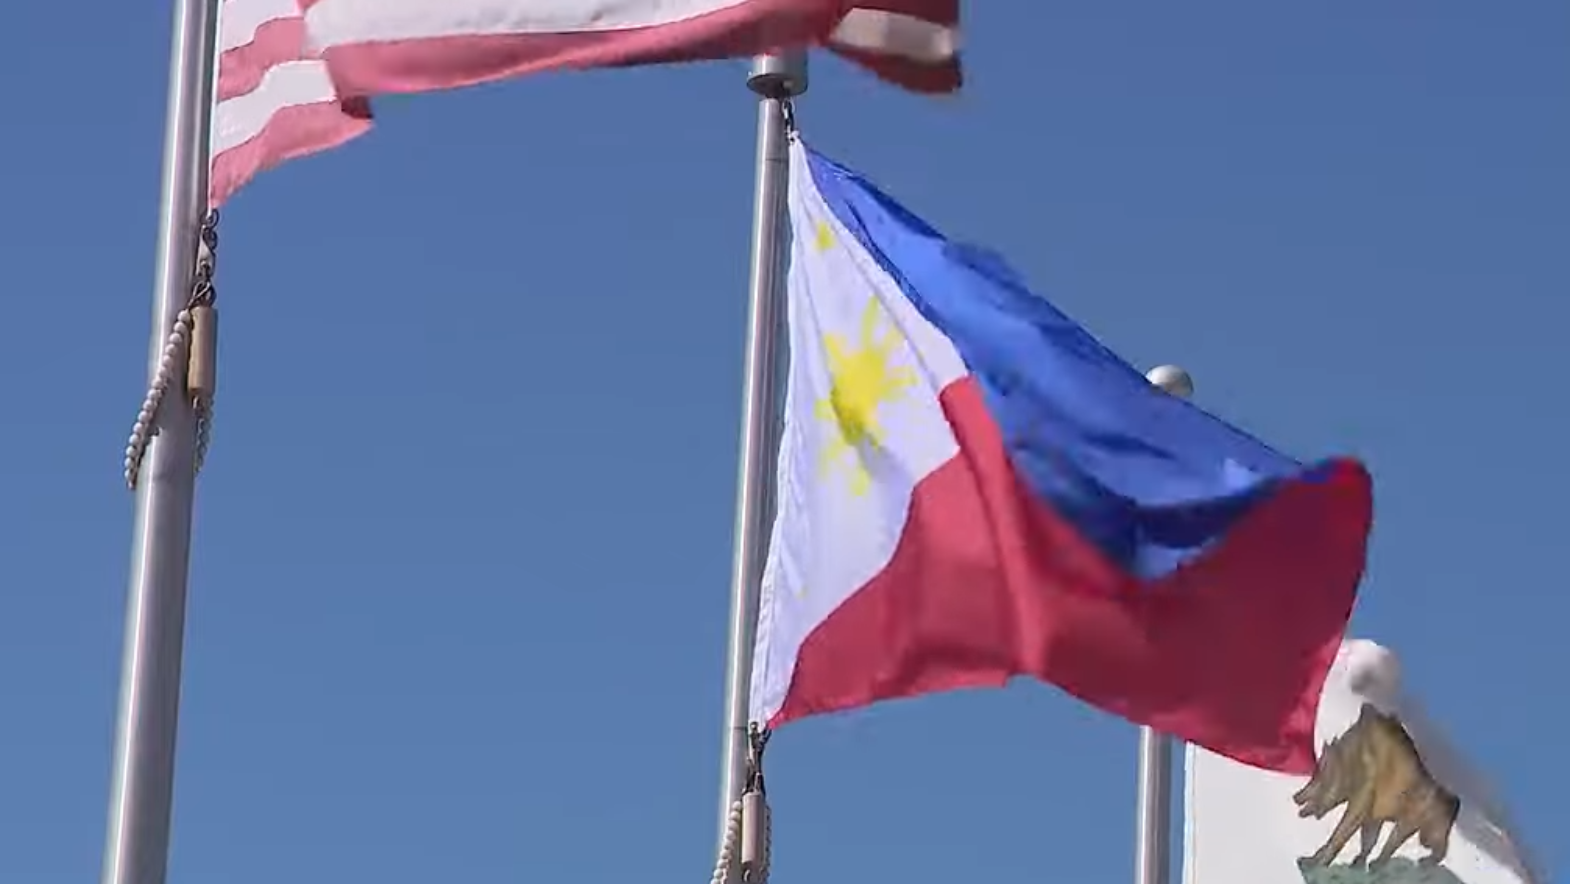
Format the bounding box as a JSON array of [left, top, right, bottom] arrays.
[[210, 0, 372, 207], [207, 0, 960, 205], [302, 0, 961, 100]]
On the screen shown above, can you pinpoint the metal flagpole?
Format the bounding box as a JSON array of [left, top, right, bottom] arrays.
[[1134, 727, 1174, 884], [101, 0, 220, 879], [715, 52, 806, 882], [1134, 364, 1196, 884]]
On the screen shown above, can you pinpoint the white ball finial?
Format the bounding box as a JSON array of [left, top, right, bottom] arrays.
[[1146, 364, 1194, 399]]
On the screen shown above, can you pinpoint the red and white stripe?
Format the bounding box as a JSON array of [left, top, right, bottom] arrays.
[[211, 0, 373, 207], [300, 0, 960, 100]]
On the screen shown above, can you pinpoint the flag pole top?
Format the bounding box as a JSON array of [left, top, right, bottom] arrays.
[[1146, 364, 1195, 399], [748, 53, 807, 99]]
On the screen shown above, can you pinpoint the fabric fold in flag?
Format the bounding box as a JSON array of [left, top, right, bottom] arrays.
[[1185, 639, 1543, 884], [212, 0, 373, 207], [749, 137, 1374, 774], [300, 0, 960, 98]]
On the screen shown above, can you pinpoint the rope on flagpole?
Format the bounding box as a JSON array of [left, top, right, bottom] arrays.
[[124, 209, 219, 489], [710, 799, 743, 884], [710, 724, 772, 884]]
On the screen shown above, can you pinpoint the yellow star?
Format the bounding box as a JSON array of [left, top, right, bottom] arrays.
[[814, 220, 835, 252], [813, 297, 917, 495]]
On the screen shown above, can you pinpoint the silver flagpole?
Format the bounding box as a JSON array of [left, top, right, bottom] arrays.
[[714, 52, 806, 882], [101, 0, 219, 879], [1134, 364, 1195, 884], [1134, 727, 1173, 884]]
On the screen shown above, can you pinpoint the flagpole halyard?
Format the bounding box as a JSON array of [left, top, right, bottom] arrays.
[[714, 51, 805, 884], [101, 0, 220, 880], [1135, 364, 1195, 884]]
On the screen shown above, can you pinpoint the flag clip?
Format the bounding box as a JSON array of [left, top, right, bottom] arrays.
[[740, 723, 772, 882], [123, 209, 222, 489]]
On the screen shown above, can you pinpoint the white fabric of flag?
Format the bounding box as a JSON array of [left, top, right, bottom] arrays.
[[748, 138, 968, 725]]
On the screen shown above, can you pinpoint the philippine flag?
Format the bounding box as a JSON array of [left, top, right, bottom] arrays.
[[748, 139, 1375, 775]]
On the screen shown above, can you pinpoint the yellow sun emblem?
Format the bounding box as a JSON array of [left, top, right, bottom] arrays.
[[814, 219, 835, 252], [814, 297, 917, 495]]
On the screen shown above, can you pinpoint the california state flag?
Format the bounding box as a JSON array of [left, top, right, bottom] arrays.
[[1185, 640, 1542, 884]]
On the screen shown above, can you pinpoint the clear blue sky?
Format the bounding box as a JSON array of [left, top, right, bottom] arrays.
[[1, 3, 1565, 882]]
